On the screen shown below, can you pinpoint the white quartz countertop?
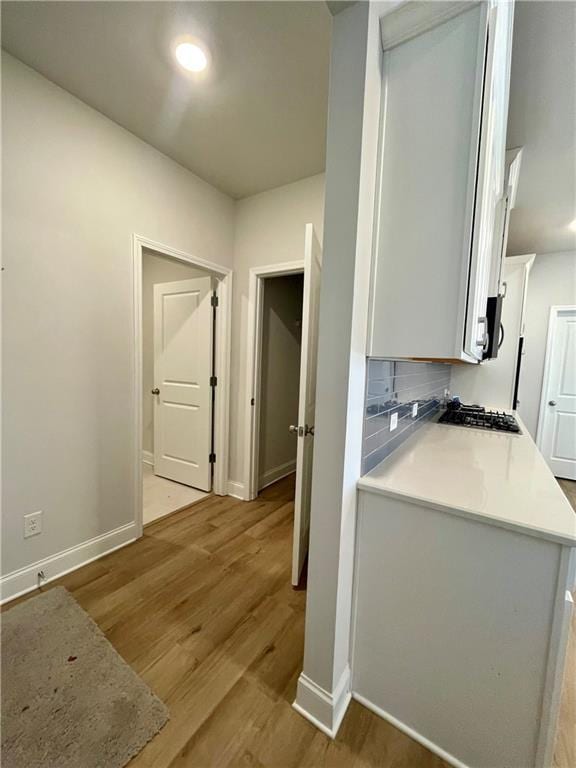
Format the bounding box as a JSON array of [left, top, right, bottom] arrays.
[[358, 415, 576, 547]]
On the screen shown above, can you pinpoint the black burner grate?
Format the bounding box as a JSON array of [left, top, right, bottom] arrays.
[[439, 406, 520, 433]]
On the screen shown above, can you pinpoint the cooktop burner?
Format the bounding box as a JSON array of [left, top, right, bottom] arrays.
[[439, 404, 520, 433]]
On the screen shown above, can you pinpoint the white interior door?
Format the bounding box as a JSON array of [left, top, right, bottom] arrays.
[[538, 307, 576, 480], [292, 224, 322, 586], [153, 276, 213, 491]]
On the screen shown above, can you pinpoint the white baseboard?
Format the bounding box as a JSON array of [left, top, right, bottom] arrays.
[[258, 460, 296, 491], [227, 480, 248, 500], [351, 692, 469, 768], [293, 665, 351, 739], [142, 450, 154, 466], [0, 522, 138, 605]]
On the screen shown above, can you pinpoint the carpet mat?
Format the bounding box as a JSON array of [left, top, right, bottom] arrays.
[[1, 587, 168, 767]]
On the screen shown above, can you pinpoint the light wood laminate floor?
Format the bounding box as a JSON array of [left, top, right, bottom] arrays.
[[5, 475, 575, 767], [555, 478, 576, 768]]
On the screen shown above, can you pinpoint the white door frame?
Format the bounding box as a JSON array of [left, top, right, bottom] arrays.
[[536, 305, 576, 451], [132, 234, 233, 536], [244, 261, 304, 501]]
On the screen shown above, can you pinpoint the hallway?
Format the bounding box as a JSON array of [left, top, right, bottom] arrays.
[[5, 476, 573, 767], [7, 477, 445, 766]]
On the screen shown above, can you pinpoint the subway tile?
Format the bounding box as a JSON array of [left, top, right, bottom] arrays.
[[366, 379, 393, 397], [367, 359, 395, 380], [364, 411, 390, 437], [361, 358, 451, 475]]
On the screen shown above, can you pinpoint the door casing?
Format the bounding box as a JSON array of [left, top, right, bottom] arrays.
[[132, 234, 233, 537], [536, 305, 576, 478]]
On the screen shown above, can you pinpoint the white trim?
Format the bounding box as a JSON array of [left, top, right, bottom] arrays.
[[142, 449, 154, 466], [351, 692, 470, 768], [132, 234, 233, 539], [505, 253, 536, 268], [226, 480, 247, 500], [380, 1, 474, 52], [501, 254, 535, 404], [0, 523, 138, 605], [536, 304, 576, 450], [258, 460, 296, 492], [244, 261, 304, 501], [505, 147, 524, 211], [293, 666, 351, 739]]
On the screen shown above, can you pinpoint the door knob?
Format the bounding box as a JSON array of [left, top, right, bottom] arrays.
[[151, 388, 160, 395], [548, 400, 557, 406]]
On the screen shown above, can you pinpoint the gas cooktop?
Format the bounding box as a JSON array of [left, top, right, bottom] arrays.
[[438, 404, 520, 433]]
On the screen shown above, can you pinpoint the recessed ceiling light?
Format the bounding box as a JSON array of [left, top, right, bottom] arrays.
[[175, 42, 208, 73]]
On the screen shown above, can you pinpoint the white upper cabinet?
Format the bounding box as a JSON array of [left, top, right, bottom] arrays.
[[368, 1, 514, 362]]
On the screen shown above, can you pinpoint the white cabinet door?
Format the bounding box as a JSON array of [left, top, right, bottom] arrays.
[[369, 1, 514, 363], [369, 3, 488, 361], [464, 1, 515, 360]]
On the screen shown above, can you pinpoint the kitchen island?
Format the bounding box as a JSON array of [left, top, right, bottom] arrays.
[[353, 416, 575, 768]]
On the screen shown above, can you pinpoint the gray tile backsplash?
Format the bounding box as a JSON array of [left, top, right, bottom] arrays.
[[362, 360, 451, 474]]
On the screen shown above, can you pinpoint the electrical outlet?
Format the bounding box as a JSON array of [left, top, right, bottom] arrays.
[[412, 402, 418, 418], [390, 412, 398, 431], [24, 511, 42, 538]]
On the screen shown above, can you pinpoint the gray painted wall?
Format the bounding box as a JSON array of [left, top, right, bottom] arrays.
[[2, 54, 235, 578], [229, 174, 325, 489], [518, 250, 576, 437], [258, 274, 303, 488]]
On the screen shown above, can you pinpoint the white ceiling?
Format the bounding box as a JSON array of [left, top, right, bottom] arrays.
[[506, 1, 576, 255], [1, 1, 332, 200], [2, 1, 574, 254]]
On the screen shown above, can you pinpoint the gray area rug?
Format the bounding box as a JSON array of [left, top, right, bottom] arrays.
[[1, 587, 168, 768]]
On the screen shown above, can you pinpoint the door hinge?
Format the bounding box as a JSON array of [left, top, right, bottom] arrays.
[[210, 375, 218, 387], [209, 452, 216, 464], [211, 293, 219, 308]]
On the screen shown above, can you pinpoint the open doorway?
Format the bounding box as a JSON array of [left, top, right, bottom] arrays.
[[536, 305, 576, 480], [245, 224, 322, 585], [133, 235, 232, 533], [142, 249, 215, 523], [257, 274, 304, 493]]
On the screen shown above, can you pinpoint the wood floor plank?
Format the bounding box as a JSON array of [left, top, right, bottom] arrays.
[[554, 613, 576, 768], [300, 700, 374, 768], [5, 474, 573, 768], [248, 697, 318, 768], [135, 598, 295, 767], [245, 603, 305, 702], [245, 501, 294, 540], [168, 678, 275, 768]]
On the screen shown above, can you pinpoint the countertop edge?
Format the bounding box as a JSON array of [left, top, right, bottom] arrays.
[[357, 477, 576, 548]]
